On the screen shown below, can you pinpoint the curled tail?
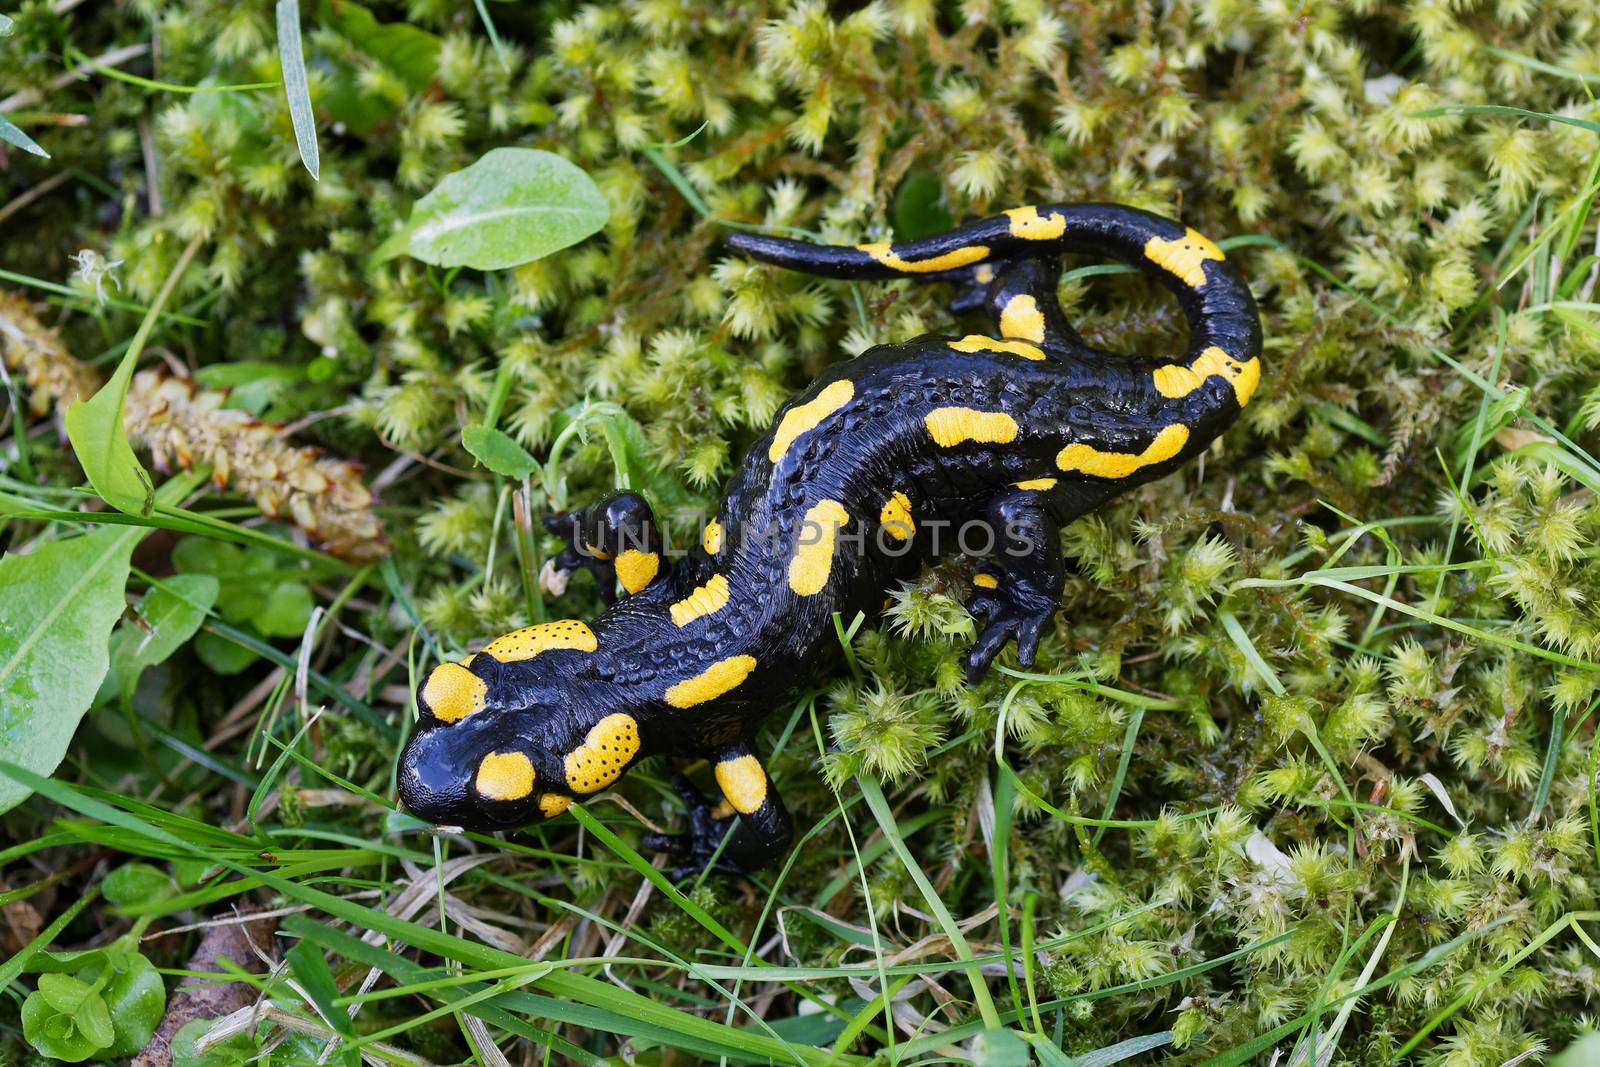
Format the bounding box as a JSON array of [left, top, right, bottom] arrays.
[[724, 203, 1262, 406]]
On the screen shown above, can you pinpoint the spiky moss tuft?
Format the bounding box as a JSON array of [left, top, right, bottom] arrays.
[[3, 0, 1600, 1061]]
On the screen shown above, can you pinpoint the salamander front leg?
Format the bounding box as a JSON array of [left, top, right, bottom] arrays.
[[641, 743, 792, 879], [540, 491, 667, 604], [965, 487, 1065, 683], [982, 258, 1084, 351]]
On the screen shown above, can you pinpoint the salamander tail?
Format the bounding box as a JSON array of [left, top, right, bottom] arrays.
[[724, 204, 1261, 402]]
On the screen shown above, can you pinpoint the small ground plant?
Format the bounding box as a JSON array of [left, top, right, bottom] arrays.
[[3, 0, 1600, 1064]]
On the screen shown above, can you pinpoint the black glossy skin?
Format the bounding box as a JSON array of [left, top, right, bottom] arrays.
[[398, 203, 1262, 876]]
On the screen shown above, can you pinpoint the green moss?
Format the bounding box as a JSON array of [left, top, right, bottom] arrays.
[[4, 0, 1600, 1062]]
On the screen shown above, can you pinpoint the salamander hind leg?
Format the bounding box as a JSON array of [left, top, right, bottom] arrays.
[[964, 487, 1066, 684], [642, 742, 792, 879], [540, 492, 668, 604], [982, 258, 1085, 353]]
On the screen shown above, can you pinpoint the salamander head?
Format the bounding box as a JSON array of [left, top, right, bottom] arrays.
[[397, 655, 583, 831]]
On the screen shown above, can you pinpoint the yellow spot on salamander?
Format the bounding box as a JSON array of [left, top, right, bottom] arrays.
[[715, 755, 768, 815], [670, 573, 731, 626], [974, 264, 996, 284], [584, 543, 611, 561], [1192, 346, 1260, 406], [710, 798, 735, 820], [787, 499, 851, 596], [1014, 477, 1057, 491], [925, 407, 1019, 448], [1152, 346, 1260, 406], [615, 549, 659, 594], [664, 654, 758, 708], [973, 573, 999, 590], [1004, 205, 1066, 240], [999, 294, 1046, 342], [1151, 364, 1203, 397], [1057, 423, 1190, 479], [475, 751, 534, 801], [879, 491, 915, 542], [564, 713, 641, 793], [481, 619, 597, 662], [422, 662, 486, 724], [856, 242, 990, 273], [769, 379, 854, 463], [949, 335, 1044, 360], [1143, 228, 1224, 288], [539, 794, 572, 818], [703, 519, 723, 555]]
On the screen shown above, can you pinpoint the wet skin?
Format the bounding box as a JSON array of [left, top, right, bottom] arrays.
[[398, 203, 1262, 877]]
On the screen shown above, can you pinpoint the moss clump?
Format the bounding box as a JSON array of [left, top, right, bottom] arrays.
[[3, 0, 1600, 1063]]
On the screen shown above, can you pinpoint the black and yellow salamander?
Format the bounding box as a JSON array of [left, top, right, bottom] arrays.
[[398, 203, 1261, 875]]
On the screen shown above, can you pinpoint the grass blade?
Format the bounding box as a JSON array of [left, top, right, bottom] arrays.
[[276, 0, 320, 181]]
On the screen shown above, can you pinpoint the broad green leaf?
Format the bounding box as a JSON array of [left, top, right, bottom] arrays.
[[377, 147, 610, 270], [893, 172, 952, 240], [275, 0, 319, 180], [194, 630, 257, 675], [969, 1029, 1030, 1067], [23, 975, 113, 1061], [1552, 1034, 1600, 1067], [109, 574, 219, 704], [64, 234, 201, 516], [82, 951, 166, 1057], [36, 973, 95, 1015], [172, 1018, 257, 1067], [312, 0, 441, 135], [0, 111, 48, 158], [64, 370, 154, 515], [257, 581, 314, 638], [462, 424, 538, 477], [102, 862, 178, 909], [317, 0, 440, 90], [0, 527, 139, 813]]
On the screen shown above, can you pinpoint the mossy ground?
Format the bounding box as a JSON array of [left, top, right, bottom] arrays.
[[4, 0, 1600, 1063]]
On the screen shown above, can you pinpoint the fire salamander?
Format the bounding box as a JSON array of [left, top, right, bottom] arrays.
[[398, 203, 1262, 876]]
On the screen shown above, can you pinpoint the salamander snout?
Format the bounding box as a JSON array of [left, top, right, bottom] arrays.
[[397, 716, 572, 832]]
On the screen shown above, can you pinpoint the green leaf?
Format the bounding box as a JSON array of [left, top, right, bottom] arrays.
[[102, 862, 178, 909], [256, 581, 314, 638], [892, 172, 953, 240], [194, 630, 258, 675], [286, 942, 351, 1033], [0, 13, 13, 34], [317, 0, 440, 90], [275, 0, 319, 180], [1074, 1030, 1175, 1067], [83, 951, 166, 1057], [0, 527, 139, 813], [1552, 1033, 1600, 1067], [64, 234, 202, 516], [172, 1018, 257, 1067], [0, 111, 48, 158], [109, 575, 220, 704], [462, 424, 538, 477], [969, 1029, 1031, 1066], [377, 147, 610, 270], [23, 975, 114, 1061], [64, 371, 154, 515], [36, 973, 94, 1014], [285, 941, 356, 1063]]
